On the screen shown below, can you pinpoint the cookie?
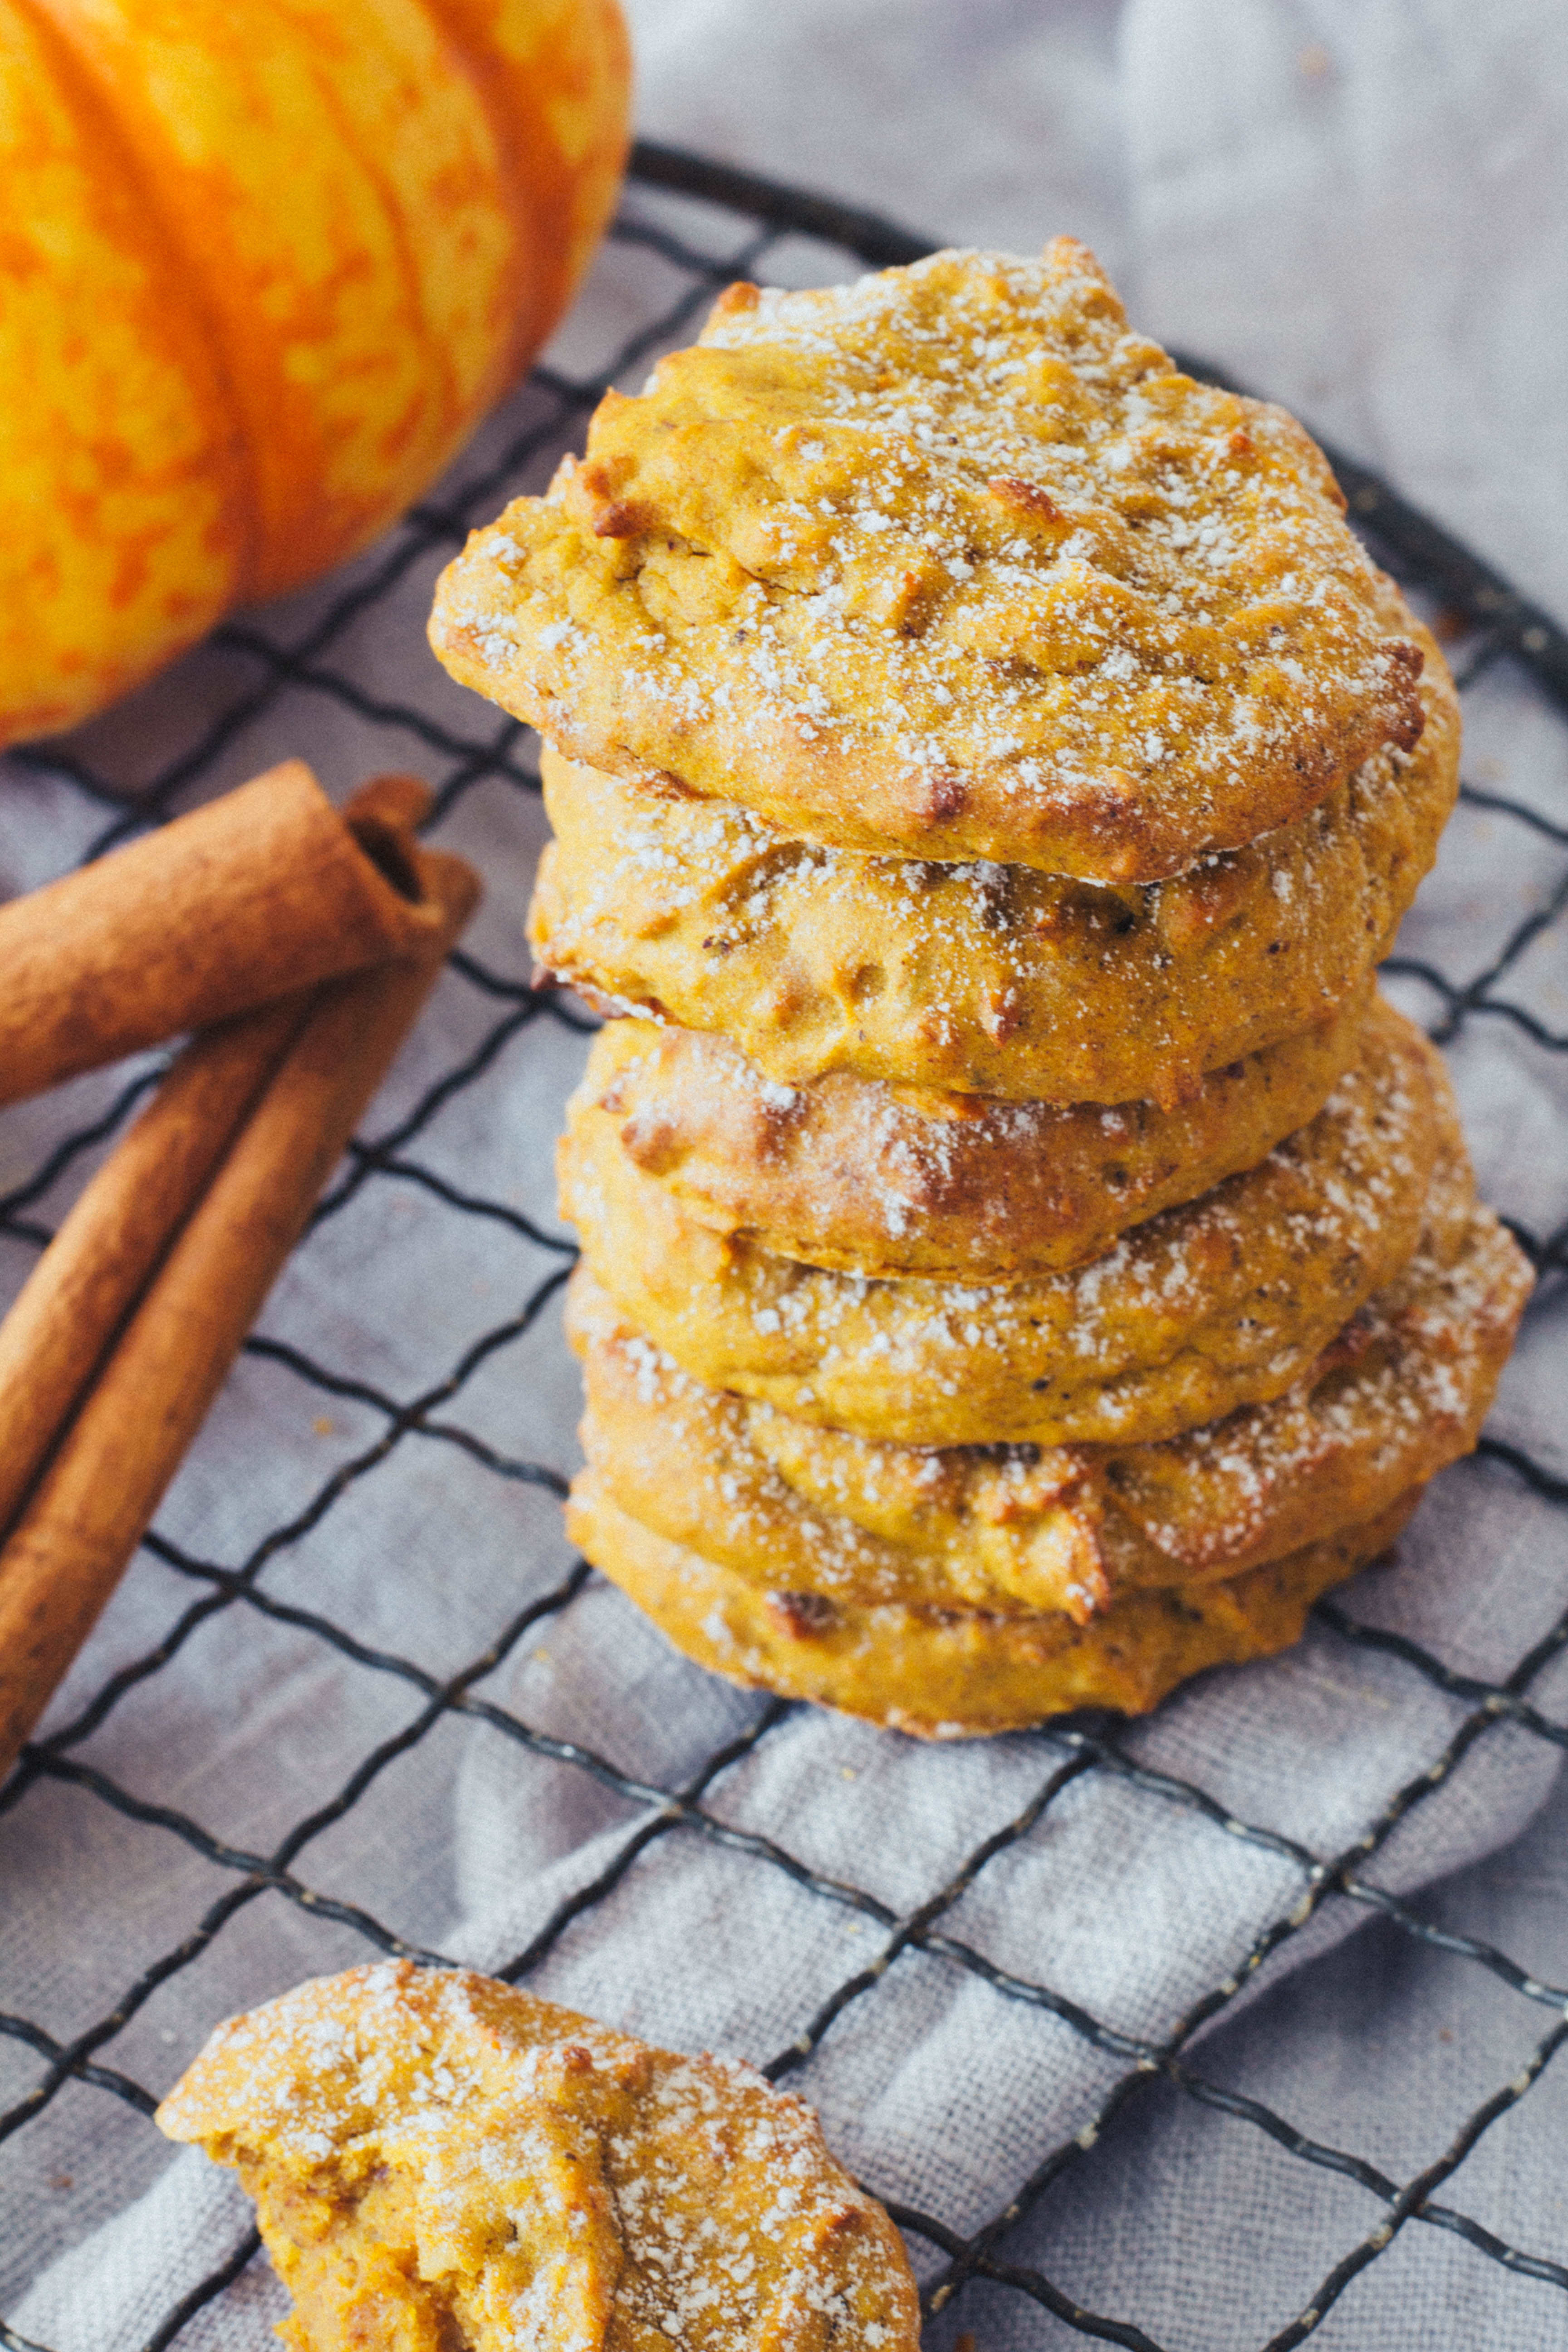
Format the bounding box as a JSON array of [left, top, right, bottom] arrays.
[[157, 1961, 920, 2352], [559, 1003, 1452, 1448], [530, 627, 1455, 1103], [567, 1480, 1423, 1737], [568, 1191, 1529, 1620], [431, 241, 1426, 881], [575, 985, 1372, 1281]]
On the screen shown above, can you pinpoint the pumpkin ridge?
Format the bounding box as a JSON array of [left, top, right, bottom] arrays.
[[1, 0, 629, 743], [29, 0, 507, 599], [273, 0, 462, 510], [418, 0, 548, 397], [16, 0, 261, 598], [422, 0, 632, 377]]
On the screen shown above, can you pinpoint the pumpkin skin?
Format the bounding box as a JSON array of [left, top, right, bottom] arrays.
[[0, 0, 629, 748]]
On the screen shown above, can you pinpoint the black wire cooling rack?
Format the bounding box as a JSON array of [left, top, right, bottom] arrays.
[[2, 148, 1567, 2352]]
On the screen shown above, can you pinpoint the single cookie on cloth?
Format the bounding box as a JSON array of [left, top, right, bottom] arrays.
[[430, 241, 1427, 880], [156, 1961, 920, 2352], [573, 986, 1372, 1281], [568, 1186, 1530, 1622], [567, 1480, 1422, 1738], [530, 626, 1454, 1102], [560, 1003, 1451, 1448]]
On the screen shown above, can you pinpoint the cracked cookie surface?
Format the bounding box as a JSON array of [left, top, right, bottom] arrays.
[[574, 987, 1372, 1281], [157, 1962, 920, 2352], [559, 1002, 1450, 1449], [432, 242, 1426, 881], [567, 1184, 1529, 1622], [529, 620, 1454, 1104]]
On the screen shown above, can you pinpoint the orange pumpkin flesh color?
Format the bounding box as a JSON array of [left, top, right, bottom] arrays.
[[0, 0, 630, 747]]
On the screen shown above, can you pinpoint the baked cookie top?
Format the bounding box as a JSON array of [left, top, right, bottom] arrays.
[[529, 604, 1455, 1105], [576, 990, 1371, 1281], [567, 1152, 1530, 1621], [559, 1003, 1447, 1450], [158, 1962, 919, 2352], [431, 240, 1426, 881]]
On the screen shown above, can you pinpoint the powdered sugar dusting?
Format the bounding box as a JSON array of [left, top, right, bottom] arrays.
[[431, 241, 1429, 879], [157, 1961, 919, 2352], [561, 1012, 1445, 1449], [531, 673, 1455, 1105]]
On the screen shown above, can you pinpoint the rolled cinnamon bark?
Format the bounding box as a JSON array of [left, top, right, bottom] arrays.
[[0, 761, 444, 1107], [0, 775, 442, 1537], [0, 842, 480, 1779], [0, 997, 310, 1543]]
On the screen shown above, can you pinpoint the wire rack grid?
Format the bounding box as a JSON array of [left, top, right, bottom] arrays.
[[1, 149, 1566, 2352]]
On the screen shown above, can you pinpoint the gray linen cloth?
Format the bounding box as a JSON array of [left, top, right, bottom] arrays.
[[7, 5, 1568, 2346]]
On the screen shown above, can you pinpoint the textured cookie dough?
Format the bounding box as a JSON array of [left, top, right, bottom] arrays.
[[530, 627, 1455, 1103], [431, 241, 1427, 881], [157, 1962, 920, 2352], [567, 1481, 1422, 1737], [568, 1192, 1529, 1619], [575, 985, 1373, 1281], [559, 1004, 1452, 1448]]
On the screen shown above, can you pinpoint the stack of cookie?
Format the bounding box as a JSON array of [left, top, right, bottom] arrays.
[[431, 241, 1531, 1736]]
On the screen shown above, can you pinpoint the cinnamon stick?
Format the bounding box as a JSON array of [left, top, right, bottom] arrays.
[[0, 996, 311, 1542], [0, 775, 440, 1534], [0, 842, 480, 1779], [0, 761, 445, 1107]]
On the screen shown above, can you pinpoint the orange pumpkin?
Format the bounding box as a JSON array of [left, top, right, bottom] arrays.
[[0, 0, 630, 748]]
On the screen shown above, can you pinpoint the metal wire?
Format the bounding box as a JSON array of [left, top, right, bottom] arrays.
[[1, 150, 1566, 2352]]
